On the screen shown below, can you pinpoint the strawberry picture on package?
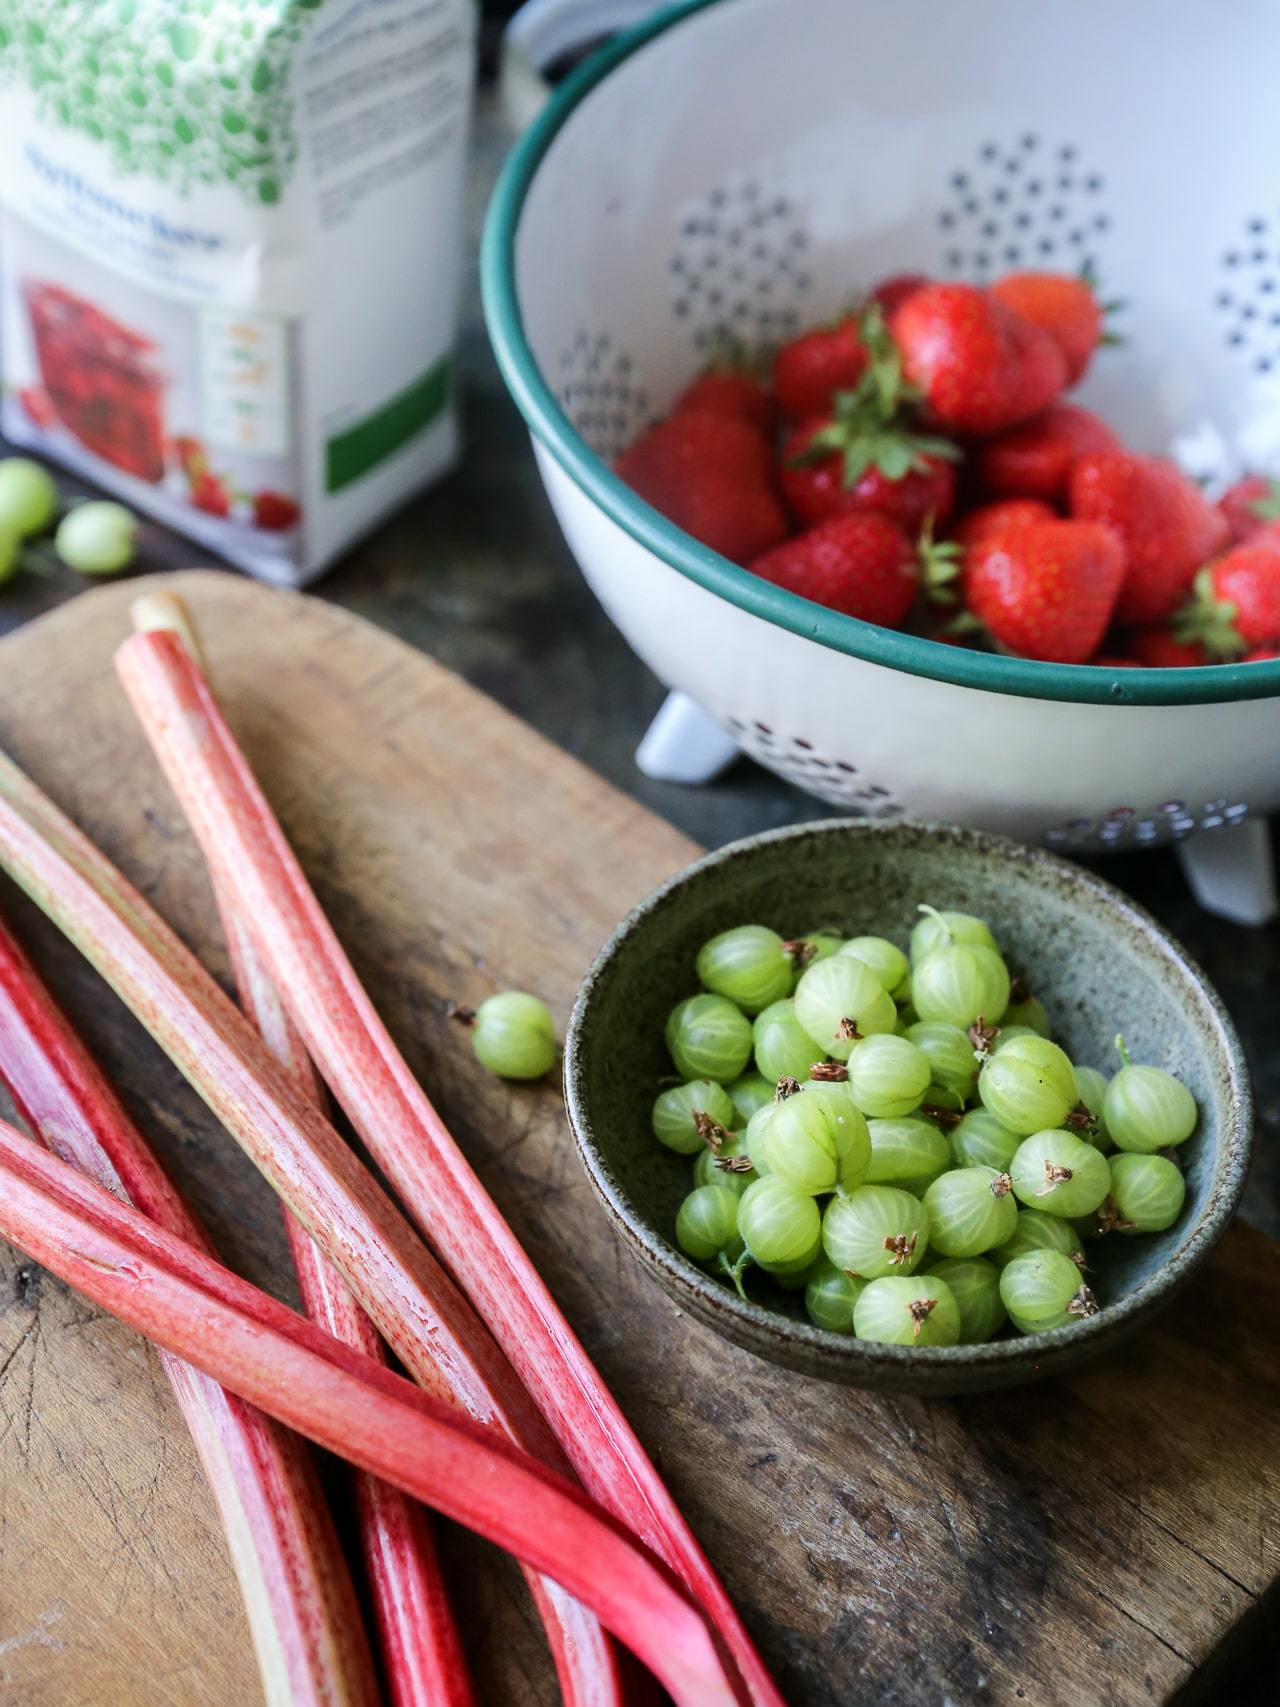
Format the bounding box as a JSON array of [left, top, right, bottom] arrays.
[[611, 258, 1280, 670]]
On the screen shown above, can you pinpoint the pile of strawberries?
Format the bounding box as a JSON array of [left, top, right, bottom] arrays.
[[614, 270, 1280, 667]]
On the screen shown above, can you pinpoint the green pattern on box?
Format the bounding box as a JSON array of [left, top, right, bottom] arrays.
[[0, 0, 329, 203], [325, 358, 452, 492]]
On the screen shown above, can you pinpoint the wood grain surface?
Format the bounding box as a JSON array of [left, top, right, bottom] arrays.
[[0, 570, 1276, 1707]]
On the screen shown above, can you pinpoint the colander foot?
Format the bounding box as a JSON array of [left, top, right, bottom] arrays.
[[1176, 819, 1277, 927], [635, 691, 739, 784]]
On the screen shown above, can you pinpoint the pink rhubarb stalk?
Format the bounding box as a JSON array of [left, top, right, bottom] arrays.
[[0, 912, 378, 1707], [225, 903, 475, 1707], [0, 749, 630, 1707], [0, 1120, 742, 1707], [115, 626, 781, 1707]]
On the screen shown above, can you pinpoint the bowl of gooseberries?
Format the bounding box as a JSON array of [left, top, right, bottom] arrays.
[[562, 820, 1251, 1394]]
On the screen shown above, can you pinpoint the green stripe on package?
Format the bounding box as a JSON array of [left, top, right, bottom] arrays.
[[0, 0, 475, 584]]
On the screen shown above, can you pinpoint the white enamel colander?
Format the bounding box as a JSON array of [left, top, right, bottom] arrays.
[[483, 0, 1280, 922]]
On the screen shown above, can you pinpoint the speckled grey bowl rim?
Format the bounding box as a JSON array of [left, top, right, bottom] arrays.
[[564, 819, 1253, 1381]]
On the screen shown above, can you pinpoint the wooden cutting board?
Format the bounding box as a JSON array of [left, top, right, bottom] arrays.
[[0, 570, 1276, 1707]]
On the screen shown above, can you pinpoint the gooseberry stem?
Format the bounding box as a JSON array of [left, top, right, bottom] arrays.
[[1114, 1033, 1133, 1069]]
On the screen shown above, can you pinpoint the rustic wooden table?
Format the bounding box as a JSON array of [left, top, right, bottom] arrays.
[[0, 92, 1277, 1704]]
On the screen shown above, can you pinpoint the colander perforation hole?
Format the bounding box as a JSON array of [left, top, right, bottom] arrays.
[[1043, 801, 1251, 852], [670, 176, 810, 353], [556, 334, 650, 460], [724, 725, 900, 813], [1216, 216, 1280, 370], [935, 139, 1110, 282]]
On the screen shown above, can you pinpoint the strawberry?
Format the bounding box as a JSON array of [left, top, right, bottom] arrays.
[[172, 434, 208, 480], [1069, 453, 1229, 625], [965, 519, 1124, 663], [868, 272, 929, 317], [615, 412, 786, 562], [951, 498, 1056, 552], [989, 271, 1105, 386], [18, 386, 55, 428], [1174, 543, 1280, 659], [1124, 628, 1211, 668], [772, 315, 868, 420], [1217, 474, 1280, 545], [750, 511, 920, 626], [191, 470, 231, 517], [253, 489, 300, 531], [976, 403, 1122, 503], [672, 364, 773, 433], [779, 411, 958, 533], [889, 283, 1067, 436], [1245, 645, 1280, 661]]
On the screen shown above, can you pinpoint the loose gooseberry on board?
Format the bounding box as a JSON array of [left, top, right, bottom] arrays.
[[978, 1034, 1079, 1135], [469, 991, 557, 1079], [905, 1020, 981, 1102], [864, 1118, 952, 1194], [651, 1079, 737, 1154], [696, 924, 794, 1014], [738, 1177, 823, 1276], [1102, 1152, 1187, 1233], [991, 1207, 1085, 1270], [804, 1259, 865, 1334], [910, 907, 998, 965], [793, 954, 896, 1059], [838, 935, 910, 998], [664, 993, 754, 1082], [0, 526, 19, 589], [55, 500, 138, 575], [727, 1071, 774, 1127], [0, 455, 57, 537], [1009, 1130, 1111, 1218], [950, 1107, 1020, 1172], [922, 1166, 1019, 1257], [1102, 1036, 1198, 1152], [754, 1089, 870, 1195], [999, 1250, 1098, 1334], [844, 1034, 932, 1118], [752, 998, 822, 1083], [853, 1275, 961, 1346], [822, 1185, 930, 1278], [925, 1256, 1007, 1343]]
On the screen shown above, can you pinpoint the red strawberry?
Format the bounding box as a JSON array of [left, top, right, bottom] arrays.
[[951, 498, 1056, 552], [253, 489, 300, 531], [989, 271, 1105, 386], [772, 315, 868, 420], [172, 434, 207, 480], [780, 413, 958, 532], [976, 403, 1123, 503], [18, 386, 55, 428], [1174, 543, 1280, 658], [750, 511, 920, 626], [1069, 453, 1229, 625], [889, 283, 1067, 436], [965, 520, 1125, 663], [615, 413, 786, 563], [1218, 473, 1280, 544], [191, 470, 231, 517], [672, 365, 773, 433], [1245, 645, 1280, 661], [869, 272, 929, 317], [1124, 628, 1211, 668]]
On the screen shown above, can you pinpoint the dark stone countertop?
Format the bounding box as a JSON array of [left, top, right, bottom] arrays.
[[1, 92, 1276, 1240]]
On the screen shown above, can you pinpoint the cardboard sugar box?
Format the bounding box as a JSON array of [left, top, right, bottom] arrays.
[[0, 0, 475, 583]]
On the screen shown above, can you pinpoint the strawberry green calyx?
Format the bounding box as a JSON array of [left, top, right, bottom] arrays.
[[1250, 479, 1280, 523], [1172, 566, 1246, 661], [918, 519, 964, 606]]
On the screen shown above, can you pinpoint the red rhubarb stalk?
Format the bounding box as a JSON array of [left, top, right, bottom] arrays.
[[114, 626, 780, 1707], [226, 901, 475, 1707], [0, 1121, 741, 1707], [0, 913, 378, 1707], [0, 750, 631, 1707]]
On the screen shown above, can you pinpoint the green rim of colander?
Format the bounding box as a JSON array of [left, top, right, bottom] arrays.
[[481, 0, 1280, 708]]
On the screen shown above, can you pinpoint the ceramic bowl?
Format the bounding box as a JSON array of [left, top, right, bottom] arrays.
[[563, 820, 1252, 1394]]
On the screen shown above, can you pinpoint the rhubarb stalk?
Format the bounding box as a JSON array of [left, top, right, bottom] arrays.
[[0, 1120, 742, 1707], [0, 912, 378, 1707], [115, 625, 780, 1707], [0, 749, 633, 1707]]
